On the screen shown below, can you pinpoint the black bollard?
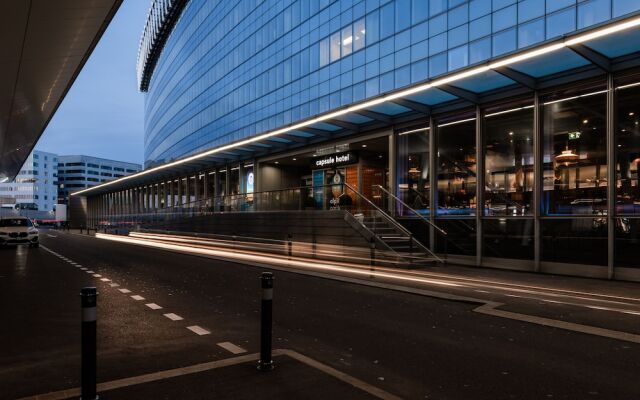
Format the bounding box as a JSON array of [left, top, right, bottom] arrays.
[[80, 287, 98, 399], [258, 272, 274, 371]]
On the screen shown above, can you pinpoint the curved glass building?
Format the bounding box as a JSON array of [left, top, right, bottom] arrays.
[[77, 0, 640, 281]]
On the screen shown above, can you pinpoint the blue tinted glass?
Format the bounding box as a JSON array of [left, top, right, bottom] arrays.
[[614, 0, 640, 17], [395, 47, 411, 67], [448, 5, 469, 28], [493, 4, 516, 32], [380, 3, 395, 38], [429, 32, 447, 55], [493, 0, 516, 11], [365, 60, 379, 77], [395, 65, 411, 88], [429, 52, 447, 76], [492, 27, 516, 56], [469, 37, 491, 63], [429, 14, 448, 36], [470, 15, 491, 40], [411, 21, 429, 44], [411, 58, 429, 82], [353, 81, 366, 101], [380, 37, 394, 56], [366, 10, 380, 44], [411, 39, 429, 61], [380, 53, 394, 72], [366, 77, 379, 96], [412, 0, 429, 23], [430, 0, 447, 16], [518, 17, 544, 48], [395, 30, 411, 49], [448, 24, 468, 48], [470, 0, 491, 19], [380, 71, 394, 91], [518, 0, 545, 22], [546, 7, 576, 39], [396, 0, 411, 31], [578, 0, 611, 28], [547, 0, 575, 13], [448, 45, 469, 70]]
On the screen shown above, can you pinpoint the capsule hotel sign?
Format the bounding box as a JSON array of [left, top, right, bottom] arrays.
[[312, 152, 357, 168]]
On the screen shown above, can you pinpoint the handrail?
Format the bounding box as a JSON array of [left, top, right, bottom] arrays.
[[374, 185, 447, 236]]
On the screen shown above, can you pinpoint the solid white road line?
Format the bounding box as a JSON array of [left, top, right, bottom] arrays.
[[187, 326, 210, 335], [217, 342, 247, 354], [131, 295, 145, 301], [118, 288, 131, 294], [163, 313, 183, 321], [145, 303, 162, 310]]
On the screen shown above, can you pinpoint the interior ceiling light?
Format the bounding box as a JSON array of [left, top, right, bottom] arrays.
[[555, 148, 579, 165], [408, 167, 421, 174], [72, 15, 640, 197]]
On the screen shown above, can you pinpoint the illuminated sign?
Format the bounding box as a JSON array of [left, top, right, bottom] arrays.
[[568, 131, 581, 140], [312, 152, 357, 168]]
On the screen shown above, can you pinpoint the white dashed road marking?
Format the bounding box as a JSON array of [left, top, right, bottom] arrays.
[[80, 268, 88, 271], [163, 313, 183, 321], [118, 288, 131, 294], [87, 271, 95, 274], [217, 342, 247, 354], [145, 303, 162, 310], [131, 295, 145, 301], [100, 278, 110, 282], [109, 283, 120, 287], [93, 274, 102, 278], [187, 326, 210, 336]]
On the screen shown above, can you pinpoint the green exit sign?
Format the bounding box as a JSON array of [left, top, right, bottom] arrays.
[[568, 131, 581, 140]]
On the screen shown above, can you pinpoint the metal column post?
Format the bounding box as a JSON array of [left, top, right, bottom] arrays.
[[429, 116, 437, 253], [388, 131, 396, 214], [607, 74, 615, 280], [475, 106, 483, 267], [533, 91, 542, 272]]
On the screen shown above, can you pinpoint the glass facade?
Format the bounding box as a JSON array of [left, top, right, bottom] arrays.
[[142, 0, 640, 167]]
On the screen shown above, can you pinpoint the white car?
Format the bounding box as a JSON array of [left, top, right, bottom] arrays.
[[0, 217, 39, 248]]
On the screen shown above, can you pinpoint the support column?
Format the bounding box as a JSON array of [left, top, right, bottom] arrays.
[[203, 172, 209, 206], [177, 178, 183, 207], [429, 116, 438, 253], [607, 73, 615, 280], [475, 106, 483, 267], [194, 174, 200, 204], [533, 91, 542, 273], [388, 131, 396, 214], [169, 180, 175, 207], [185, 177, 190, 206]]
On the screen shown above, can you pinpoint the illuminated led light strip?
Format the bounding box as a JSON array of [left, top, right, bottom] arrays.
[[438, 117, 477, 128], [542, 89, 608, 105], [398, 127, 430, 136], [616, 81, 640, 90], [484, 105, 534, 118], [73, 16, 640, 196]]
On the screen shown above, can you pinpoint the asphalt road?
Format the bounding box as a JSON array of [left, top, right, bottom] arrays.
[[1, 229, 639, 399]]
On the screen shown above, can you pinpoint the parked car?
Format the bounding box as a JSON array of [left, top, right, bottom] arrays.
[[0, 217, 39, 248]]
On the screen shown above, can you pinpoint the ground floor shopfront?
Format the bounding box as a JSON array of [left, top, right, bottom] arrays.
[[78, 67, 640, 282]]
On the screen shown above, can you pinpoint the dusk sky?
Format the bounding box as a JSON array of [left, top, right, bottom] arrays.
[[37, 0, 149, 165]]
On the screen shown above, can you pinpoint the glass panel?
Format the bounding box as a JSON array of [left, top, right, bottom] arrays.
[[341, 25, 353, 56], [437, 117, 477, 215], [395, 0, 411, 31], [615, 218, 640, 268], [412, 0, 429, 24], [542, 87, 607, 215], [614, 0, 640, 17], [483, 218, 534, 260], [380, 2, 395, 38], [578, 0, 611, 29], [397, 128, 430, 214], [330, 31, 341, 62], [484, 104, 534, 216], [230, 167, 240, 195], [542, 218, 608, 265], [546, 7, 576, 39], [435, 219, 477, 255], [518, 18, 544, 48], [320, 38, 329, 67], [615, 83, 640, 215], [518, 0, 545, 23], [354, 18, 366, 51]]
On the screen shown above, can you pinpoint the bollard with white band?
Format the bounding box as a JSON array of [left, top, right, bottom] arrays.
[[258, 272, 274, 371], [80, 287, 98, 399]]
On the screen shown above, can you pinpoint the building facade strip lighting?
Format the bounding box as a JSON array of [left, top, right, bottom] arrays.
[[73, 15, 640, 197]]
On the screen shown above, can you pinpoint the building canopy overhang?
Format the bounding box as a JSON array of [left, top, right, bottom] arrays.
[[74, 12, 640, 198], [0, 0, 123, 182]]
